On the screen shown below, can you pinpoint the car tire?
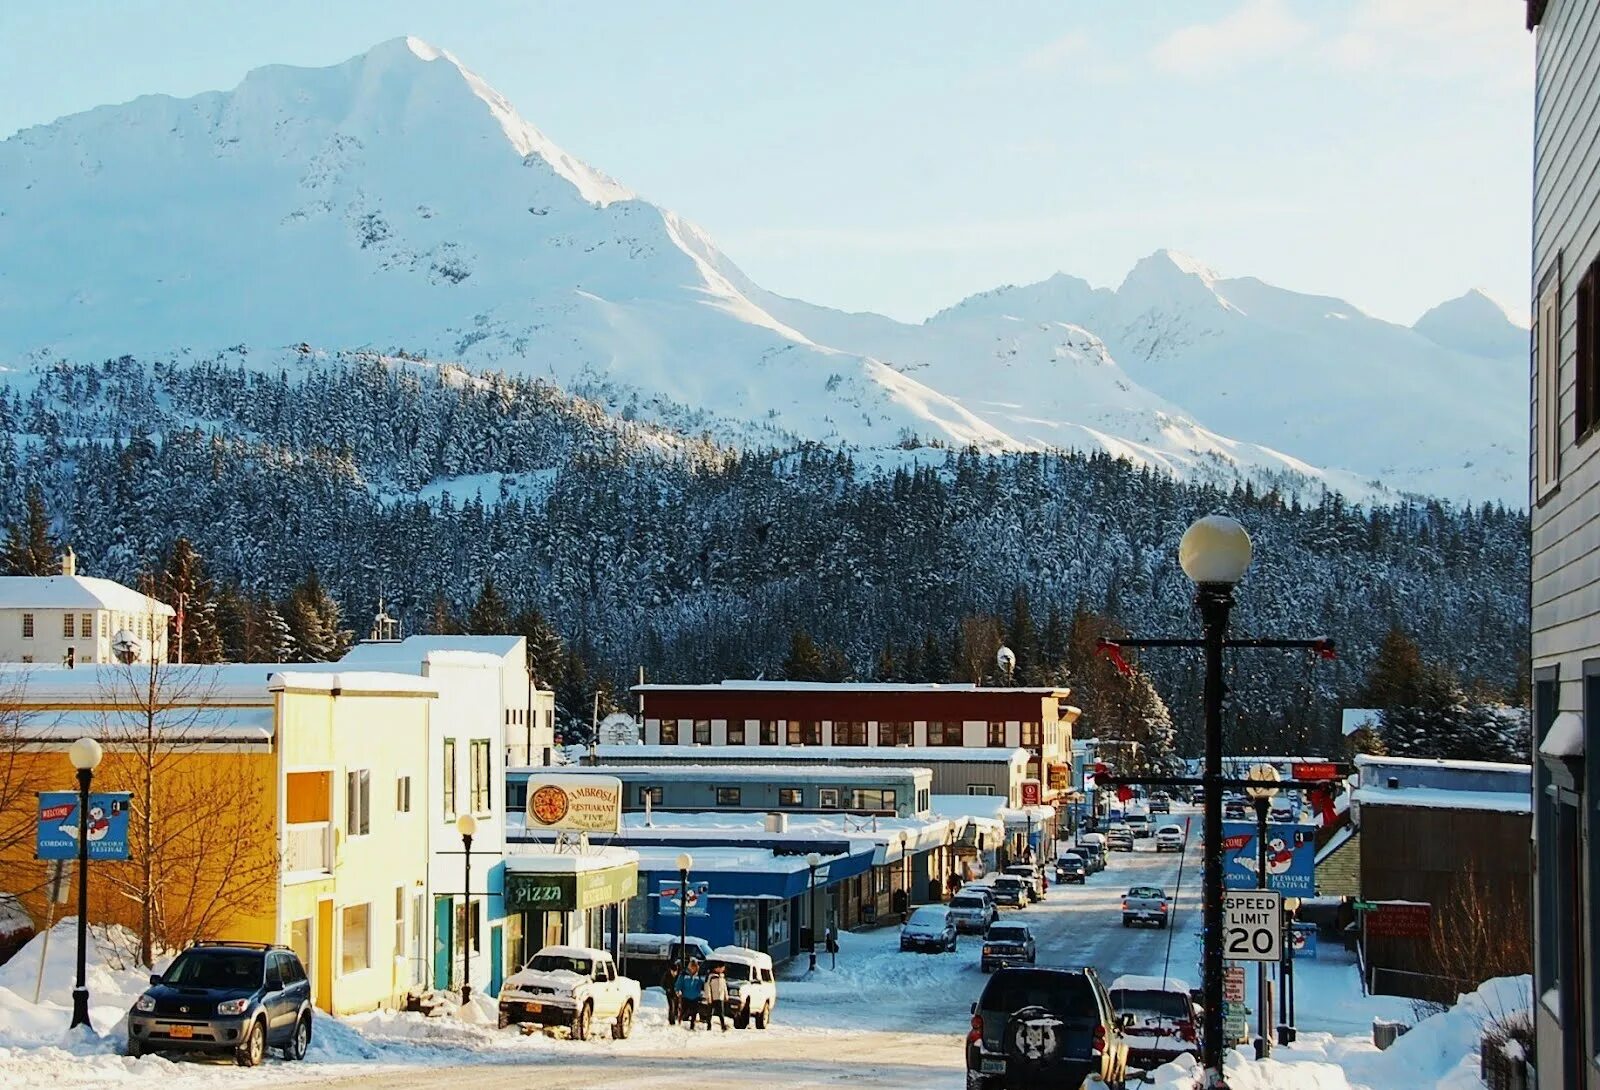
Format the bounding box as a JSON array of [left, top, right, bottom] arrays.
[[125, 1037, 144, 1059], [573, 1002, 593, 1041], [611, 1002, 633, 1040], [284, 1013, 311, 1061], [756, 1002, 772, 1029], [234, 1017, 266, 1067]]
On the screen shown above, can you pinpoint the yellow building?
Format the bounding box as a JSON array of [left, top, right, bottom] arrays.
[[0, 663, 435, 1015]]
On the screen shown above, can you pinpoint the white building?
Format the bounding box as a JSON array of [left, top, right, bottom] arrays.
[[0, 551, 172, 666], [339, 634, 553, 996]]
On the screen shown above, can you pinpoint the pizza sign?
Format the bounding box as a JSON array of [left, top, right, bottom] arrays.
[[522, 775, 622, 834]]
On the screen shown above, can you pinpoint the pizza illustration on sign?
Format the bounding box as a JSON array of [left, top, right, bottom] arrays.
[[530, 784, 571, 826]]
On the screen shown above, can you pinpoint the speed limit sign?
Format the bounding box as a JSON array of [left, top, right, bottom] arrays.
[[1222, 890, 1283, 962]]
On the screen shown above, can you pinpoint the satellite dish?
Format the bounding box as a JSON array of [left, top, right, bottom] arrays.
[[111, 629, 141, 665], [597, 712, 641, 746], [996, 646, 1016, 675]]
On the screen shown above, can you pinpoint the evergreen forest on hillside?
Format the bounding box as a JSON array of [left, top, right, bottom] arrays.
[[0, 353, 1529, 762]]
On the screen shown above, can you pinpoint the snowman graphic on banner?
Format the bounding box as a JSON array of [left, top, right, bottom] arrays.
[[1235, 829, 1309, 877]]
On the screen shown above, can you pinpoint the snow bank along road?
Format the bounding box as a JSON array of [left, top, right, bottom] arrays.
[[280, 815, 1205, 1088]]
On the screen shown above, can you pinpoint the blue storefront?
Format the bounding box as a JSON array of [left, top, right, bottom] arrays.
[[631, 844, 876, 964]]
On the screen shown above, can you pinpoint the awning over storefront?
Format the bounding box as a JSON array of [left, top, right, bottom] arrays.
[[504, 846, 639, 913]]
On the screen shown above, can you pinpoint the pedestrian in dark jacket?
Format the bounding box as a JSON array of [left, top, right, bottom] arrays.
[[663, 960, 681, 1025], [675, 960, 706, 1030]]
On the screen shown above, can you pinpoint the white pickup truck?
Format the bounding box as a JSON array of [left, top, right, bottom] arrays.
[[1121, 885, 1172, 929], [497, 945, 641, 1039]]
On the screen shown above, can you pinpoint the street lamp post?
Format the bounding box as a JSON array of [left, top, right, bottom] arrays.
[[806, 852, 821, 972], [68, 737, 102, 1030], [1180, 515, 1254, 1089], [676, 851, 693, 974], [456, 813, 477, 1004], [1279, 896, 1301, 1045]]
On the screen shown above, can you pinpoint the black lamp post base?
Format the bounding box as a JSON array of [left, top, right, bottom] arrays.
[[70, 987, 91, 1030]]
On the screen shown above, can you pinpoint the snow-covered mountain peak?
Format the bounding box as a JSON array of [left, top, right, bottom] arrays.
[[1413, 288, 1528, 359], [1117, 249, 1237, 314]]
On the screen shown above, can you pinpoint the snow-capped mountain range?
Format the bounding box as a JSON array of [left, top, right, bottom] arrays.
[[0, 37, 1528, 505]]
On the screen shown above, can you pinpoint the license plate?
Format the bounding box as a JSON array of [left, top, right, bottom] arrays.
[[524, 1002, 542, 1013], [982, 1059, 1006, 1074], [168, 1025, 195, 1039]]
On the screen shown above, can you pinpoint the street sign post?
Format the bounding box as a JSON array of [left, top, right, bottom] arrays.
[[1222, 889, 1283, 962]]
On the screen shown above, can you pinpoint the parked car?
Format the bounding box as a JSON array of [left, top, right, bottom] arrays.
[[1003, 864, 1045, 902], [706, 946, 777, 1029], [1107, 974, 1200, 1071], [990, 875, 1030, 908], [1106, 825, 1134, 853], [1121, 886, 1172, 929], [620, 933, 713, 989], [965, 966, 1131, 1090], [1077, 834, 1108, 872], [949, 891, 999, 934], [981, 922, 1038, 972], [126, 941, 313, 1065], [498, 945, 641, 1039], [1054, 852, 1087, 884], [1154, 824, 1186, 853], [1270, 803, 1299, 824], [901, 905, 959, 952], [1223, 800, 1249, 820], [1124, 814, 1152, 839], [1149, 794, 1171, 815]]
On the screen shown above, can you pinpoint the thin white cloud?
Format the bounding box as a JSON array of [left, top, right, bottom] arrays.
[[1326, 0, 1531, 89], [1151, 0, 1311, 78], [1020, 32, 1090, 74]]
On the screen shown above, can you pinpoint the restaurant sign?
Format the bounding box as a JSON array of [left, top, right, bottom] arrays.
[[523, 775, 623, 834]]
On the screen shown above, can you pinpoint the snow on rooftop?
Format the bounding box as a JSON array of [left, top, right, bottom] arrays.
[[0, 574, 174, 615], [1353, 753, 1530, 774], [14, 705, 276, 744], [504, 845, 638, 873], [588, 744, 1027, 763], [342, 634, 524, 663], [628, 844, 852, 876], [1539, 711, 1583, 759], [268, 670, 439, 696], [513, 763, 932, 781], [634, 680, 1069, 695], [1352, 784, 1531, 815]]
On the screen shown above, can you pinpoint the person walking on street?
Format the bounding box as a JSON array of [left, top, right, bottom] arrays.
[[704, 964, 731, 1031], [675, 959, 706, 1030], [663, 959, 681, 1025]]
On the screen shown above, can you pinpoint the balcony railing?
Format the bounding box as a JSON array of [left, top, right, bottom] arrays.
[[284, 821, 332, 876]]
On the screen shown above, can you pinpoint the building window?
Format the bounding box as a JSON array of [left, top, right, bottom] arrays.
[[987, 721, 1007, 747], [396, 775, 412, 814], [659, 719, 679, 745], [693, 719, 712, 745], [1020, 722, 1042, 748], [760, 720, 780, 745], [917, 789, 930, 813], [967, 784, 996, 796], [879, 721, 913, 747], [715, 787, 741, 807], [1537, 268, 1562, 495], [341, 903, 372, 974], [346, 769, 371, 836], [639, 786, 663, 807], [818, 788, 840, 808], [21, 613, 33, 639], [1579, 260, 1600, 441], [834, 721, 867, 746], [394, 887, 406, 960], [778, 787, 803, 807], [82, 613, 93, 638], [62, 613, 74, 638], [727, 720, 746, 745], [787, 720, 821, 746], [470, 738, 491, 813], [927, 721, 964, 746], [849, 788, 896, 812], [443, 739, 458, 818]]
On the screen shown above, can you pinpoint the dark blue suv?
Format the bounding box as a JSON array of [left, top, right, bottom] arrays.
[[127, 942, 313, 1065]]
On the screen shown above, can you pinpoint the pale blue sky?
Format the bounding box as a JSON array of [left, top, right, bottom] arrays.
[[0, 1, 1533, 324]]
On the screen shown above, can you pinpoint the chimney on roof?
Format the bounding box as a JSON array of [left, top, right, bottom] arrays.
[[60, 546, 76, 577]]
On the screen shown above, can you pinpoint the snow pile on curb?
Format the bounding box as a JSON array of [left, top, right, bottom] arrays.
[[0, 918, 165, 1051], [1148, 975, 1532, 1090]]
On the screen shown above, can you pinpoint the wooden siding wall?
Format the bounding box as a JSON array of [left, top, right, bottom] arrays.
[[1360, 805, 1531, 997]]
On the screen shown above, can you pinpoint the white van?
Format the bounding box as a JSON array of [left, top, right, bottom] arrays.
[[706, 946, 777, 1028]]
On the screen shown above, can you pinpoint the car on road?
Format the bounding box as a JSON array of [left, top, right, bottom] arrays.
[[1077, 834, 1108, 872], [1107, 975, 1200, 1071], [1270, 803, 1299, 824], [127, 941, 313, 1065], [1223, 799, 1249, 820], [980, 922, 1037, 972], [1054, 852, 1087, 884], [1149, 794, 1171, 815], [1124, 813, 1152, 839], [901, 904, 959, 952], [1121, 886, 1172, 929], [990, 874, 1031, 908], [706, 946, 777, 1028], [965, 966, 1131, 1090], [1003, 864, 1045, 902], [1154, 824, 1186, 852], [1106, 824, 1134, 852], [948, 891, 999, 934], [498, 944, 641, 1039]]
